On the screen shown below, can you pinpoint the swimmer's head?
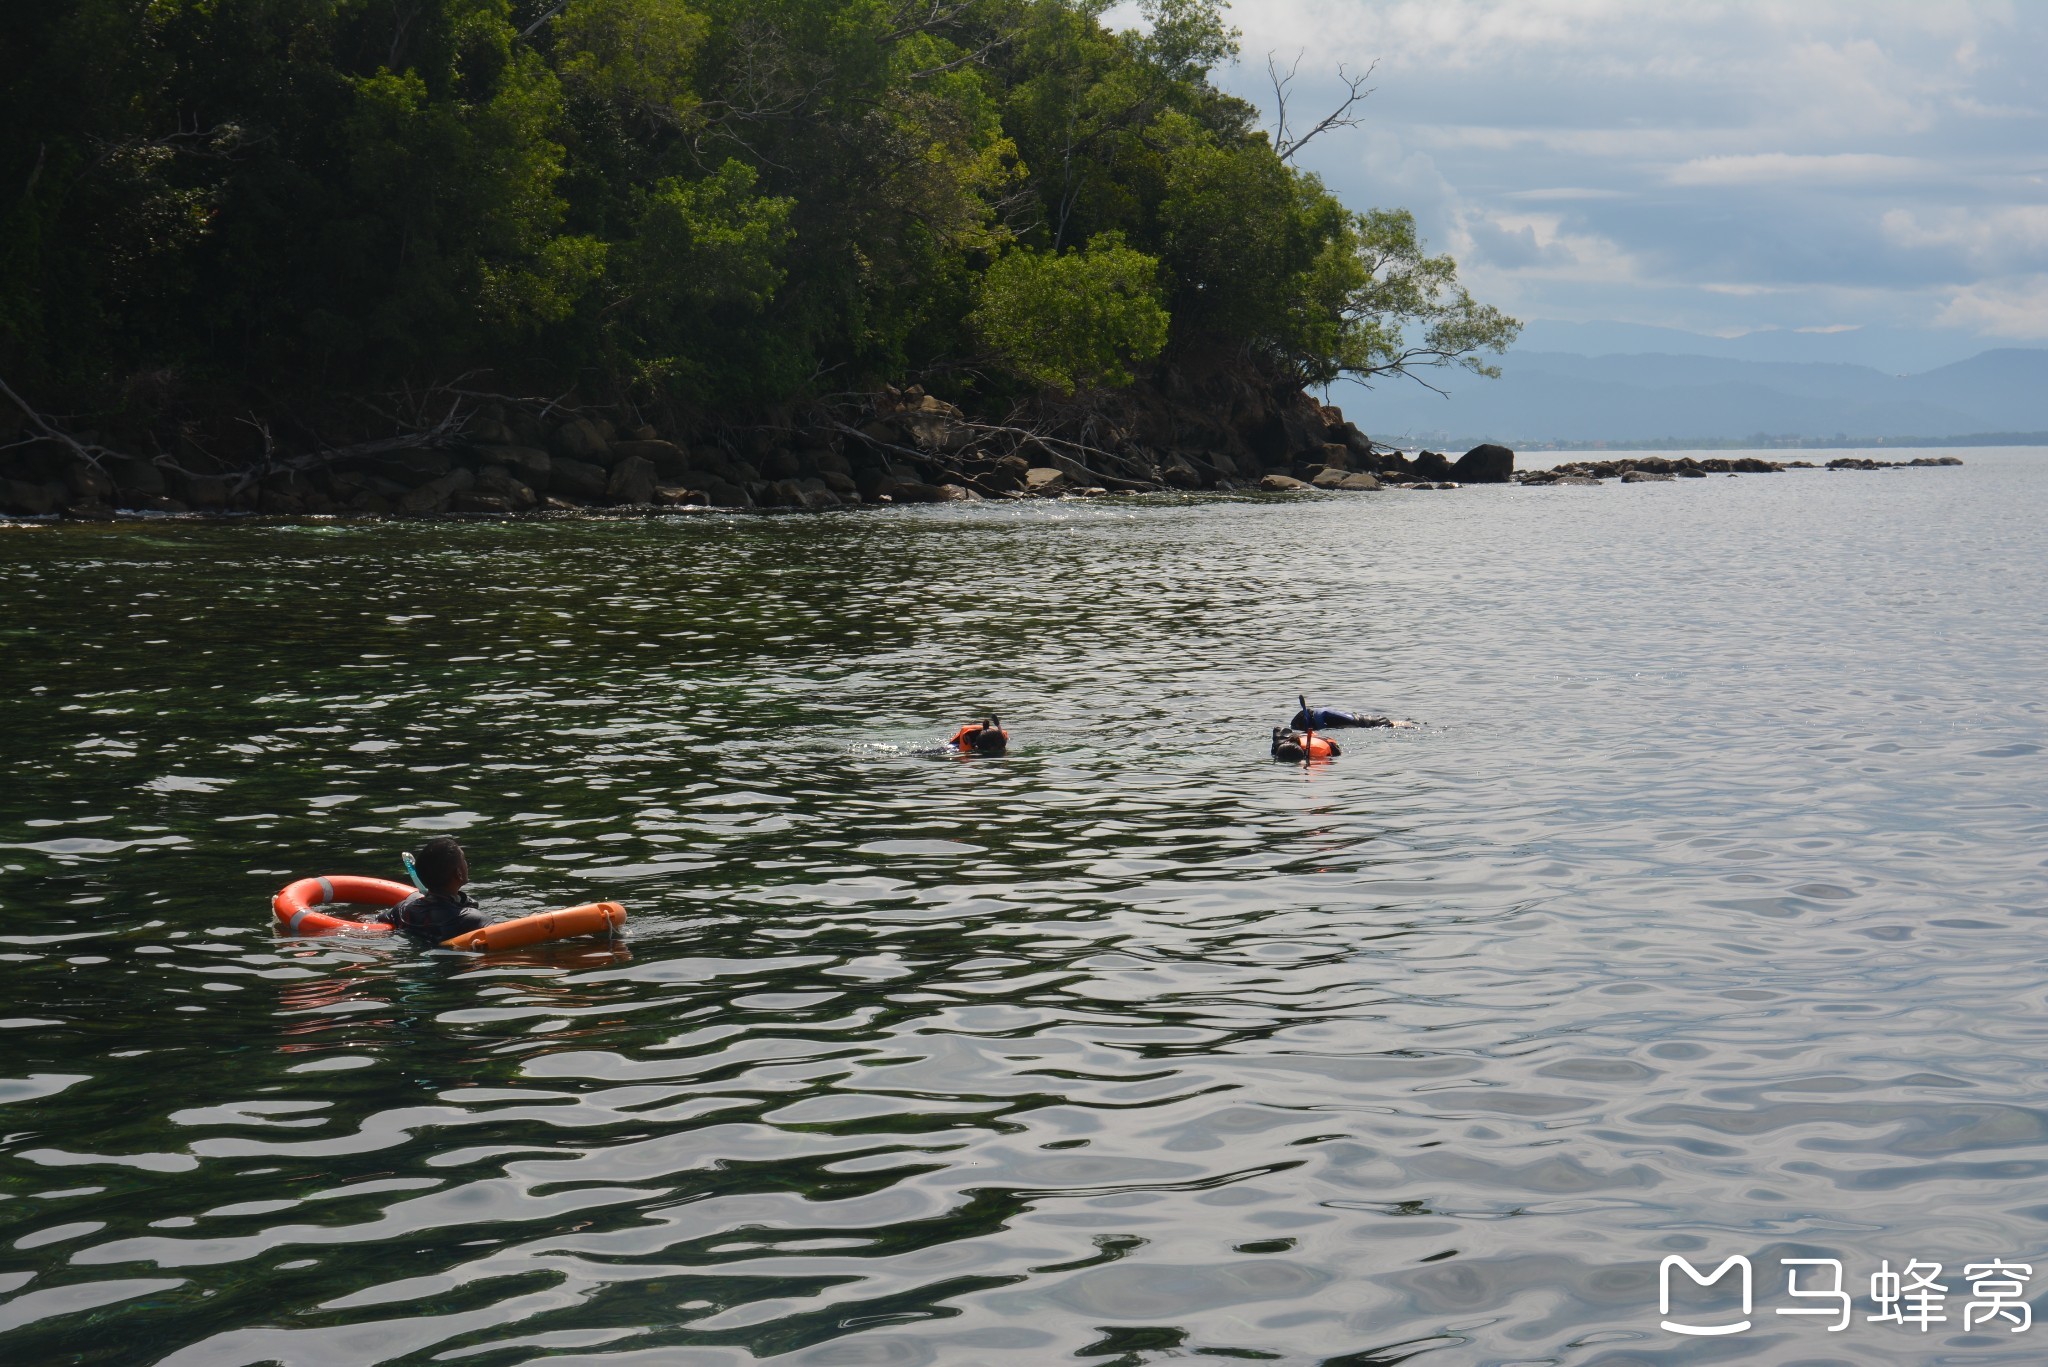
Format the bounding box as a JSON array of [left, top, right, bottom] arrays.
[[971, 717, 1008, 754], [414, 836, 469, 894]]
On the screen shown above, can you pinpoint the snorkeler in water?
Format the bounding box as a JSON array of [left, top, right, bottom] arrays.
[[944, 716, 1008, 755], [1272, 726, 1339, 761], [1288, 695, 1414, 730]]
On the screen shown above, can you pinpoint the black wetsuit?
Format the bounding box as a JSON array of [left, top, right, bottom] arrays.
[[371, 890, 487, 943], [1290, 707, 1395, 731]]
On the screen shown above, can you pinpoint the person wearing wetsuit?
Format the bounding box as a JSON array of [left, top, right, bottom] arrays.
[[1272, 726, 1339, 761], [946, 717, 1008, 755], [370, 836, 488, 942], [1290, 696, 1400, 731]]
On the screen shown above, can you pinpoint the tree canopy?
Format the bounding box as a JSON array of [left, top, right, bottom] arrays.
[[0, 0, 1517, 421]]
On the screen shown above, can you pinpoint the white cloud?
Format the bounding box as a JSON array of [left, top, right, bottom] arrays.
[[1935, 275, 2048, 337], [1881, 206, 2048, 268], [1665, 153, 1930, 188], [1499, 187, 1633, 202], [1188, 1, 2047, 358]]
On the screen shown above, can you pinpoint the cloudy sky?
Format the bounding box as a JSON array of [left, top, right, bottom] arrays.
[[1125, 1, 2048, 370]]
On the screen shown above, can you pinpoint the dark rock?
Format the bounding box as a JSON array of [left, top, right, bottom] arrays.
[[1452, 443, 1514, 483], [1677, 467, 1707, 478], [107, 455, 167, 496], [492, 446, 552, 490], [465, 418, 516, 445], [611, 440, 688, 480], [820, 470, 859, 498], [453, 492, 514, 514], [700, 477, 749, 508], [397, 467, 475, 515], [178, 474, 234, 510], [476, 465, 538, 510], [551, 418, 610, 464], [551, 456, 608, 501], [904, 394, 968, 451], [1317, 442, 1351, 472], [0, 478, 62, 515], [1621, 470, 1674, 483], [606, 455, 658, 505], [391, 449, 454, 481], [70, 462, 115, 502], [761, 449, 802, 480], [877, 477, 945, 504], [935, 483, 979, 502], [1412, 450, 1454, 480]]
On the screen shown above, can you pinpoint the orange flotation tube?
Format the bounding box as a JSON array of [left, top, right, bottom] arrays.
[[439, 902, 625, 951], [272, 876, 626, 949]]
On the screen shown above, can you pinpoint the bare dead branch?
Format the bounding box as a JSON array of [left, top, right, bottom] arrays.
[[0, 373, 121, 472], [1268, 54, 1375, 162]]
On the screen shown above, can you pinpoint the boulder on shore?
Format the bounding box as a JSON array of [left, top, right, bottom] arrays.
[[551, 418, 610, 464], [551, 456, 608, 501], [397, 467, 475, 515], [1260, 473, 1309, 491], [606, 455, 658, 505], [1411, 450, 1455, 481], [1452, 443, 1514, 483]]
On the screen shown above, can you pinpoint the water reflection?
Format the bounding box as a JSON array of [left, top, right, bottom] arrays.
[[1, 455, 2045, 1363]]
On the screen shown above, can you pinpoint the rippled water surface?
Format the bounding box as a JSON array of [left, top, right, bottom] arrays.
[[3, 451, 2046, 1366]]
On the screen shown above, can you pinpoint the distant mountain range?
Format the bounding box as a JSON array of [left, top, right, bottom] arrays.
[[1346, 347, 2048, 448]]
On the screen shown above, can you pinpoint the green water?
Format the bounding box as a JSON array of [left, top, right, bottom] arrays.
[[3, 459, 2046, 1364]]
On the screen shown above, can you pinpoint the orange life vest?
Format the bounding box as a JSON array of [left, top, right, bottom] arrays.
[[949, 723, 1008, 752]]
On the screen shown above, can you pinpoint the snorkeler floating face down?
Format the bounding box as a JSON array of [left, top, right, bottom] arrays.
[[948, 716, 1008, 755]]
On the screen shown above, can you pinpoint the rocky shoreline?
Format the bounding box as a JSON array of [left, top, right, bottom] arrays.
[[0, 375, 1964, 522], [1519, 453, 1964, 485]]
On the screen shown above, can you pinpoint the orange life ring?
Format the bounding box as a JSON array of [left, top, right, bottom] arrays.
[[272, 877, 627, 950], [1303, 734, 1337, 759], [272, 875, 408, 937]]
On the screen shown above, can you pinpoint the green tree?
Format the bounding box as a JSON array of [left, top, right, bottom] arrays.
[[1285, 208, 1521, 390], [971, 232, 1169, 392]]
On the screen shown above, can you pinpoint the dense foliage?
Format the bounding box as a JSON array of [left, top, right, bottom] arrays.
[[0, 0, 1516, 421]]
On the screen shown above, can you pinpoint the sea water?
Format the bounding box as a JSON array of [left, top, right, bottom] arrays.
[[1, 450, 2043, 1364]]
